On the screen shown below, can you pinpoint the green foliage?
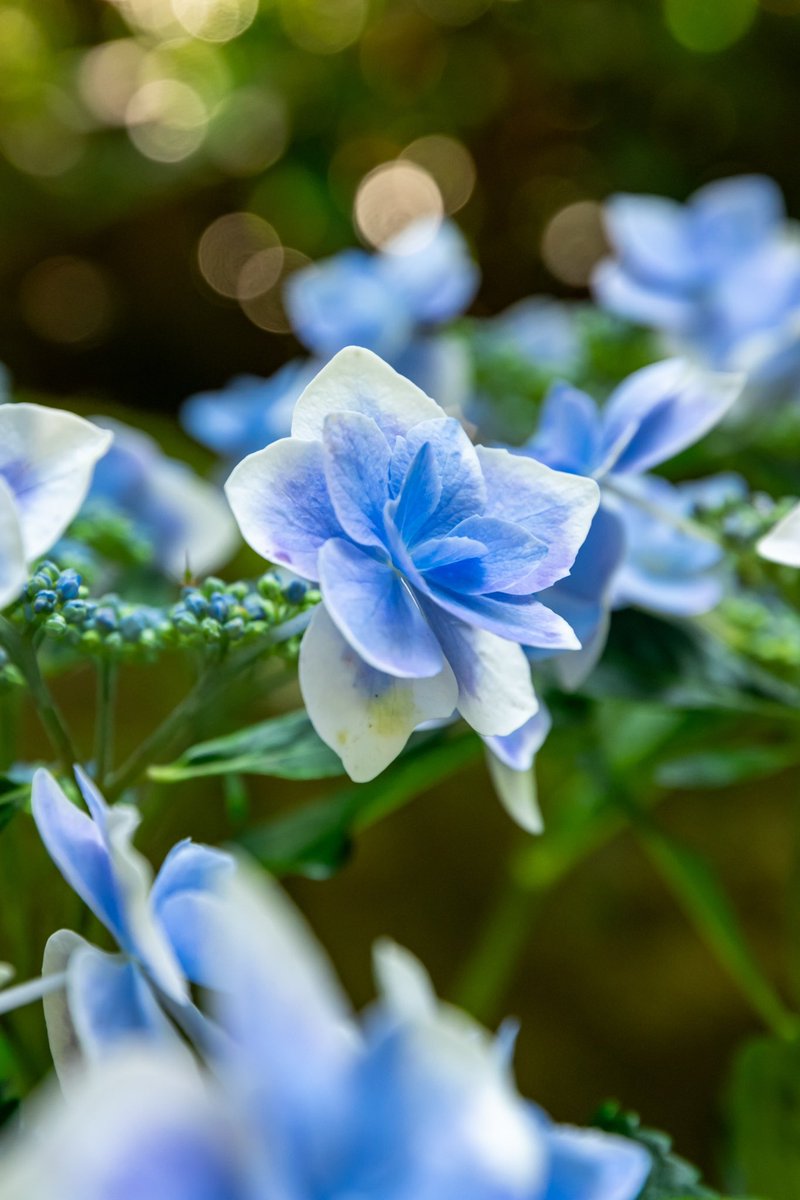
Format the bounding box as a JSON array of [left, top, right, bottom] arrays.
[[726, 1034, 800, 1200], [592, 1103, 717, 1199], [150, 708, 344, 784], [239, 732, 482, 879]]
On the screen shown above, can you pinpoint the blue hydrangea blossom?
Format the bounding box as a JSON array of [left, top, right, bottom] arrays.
[[593, 175, 800, 398], [485, 360, 742, 802], [87, 418, 239, 580], [0, 864, 652, 1200], [225, 346, 599, 783], [0, 404, 111, 609], [31, 768, 233, 1076]]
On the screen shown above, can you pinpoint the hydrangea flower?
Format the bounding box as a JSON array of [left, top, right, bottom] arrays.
[[286, 218, 479, 360], [0, 864, 651, 1200], [0, 404, 111, 609], [181, 359, 318, 462], [593, 175, 800, 398], [225, 346, 599, 782], [484, 360, 742, 804], [86, 418, 239, 580], [31, 767, 233, 1076]]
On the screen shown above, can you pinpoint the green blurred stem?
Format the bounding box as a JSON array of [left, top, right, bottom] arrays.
[[454, 794, 653, 1021], [0, 618, 79, 774], [0, 690, 16, 772], [94, 658, 117, 789], [619, 794, 800, 1043]]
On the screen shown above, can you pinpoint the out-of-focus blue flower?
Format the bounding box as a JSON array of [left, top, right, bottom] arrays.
[[483, 297, 584, 376], [87, 419, 239, 580], [485, 360, 742, 803], [32, 768, 233, 1077], [0, 865, 652, 1200], [182, 360, 318, 461], [0, 404, 111, 609], [286, 218, 479, 360], [226, 347, 599, 785], [593, 175, 800, 397]]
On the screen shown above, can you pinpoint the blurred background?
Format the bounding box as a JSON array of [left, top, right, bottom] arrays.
[[4, 0, 800, 1185]]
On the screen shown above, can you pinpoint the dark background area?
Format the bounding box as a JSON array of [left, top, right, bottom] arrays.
[[3, 0, 800, 1183]]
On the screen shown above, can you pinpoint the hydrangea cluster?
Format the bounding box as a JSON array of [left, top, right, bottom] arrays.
[[0, 770, 652, 1200]]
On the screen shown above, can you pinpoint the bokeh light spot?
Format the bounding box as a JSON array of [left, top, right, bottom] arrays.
[[541, 200, 606, 287], [206, 86, 289, 176], [198, 212, 281, 298], [664, 0, 758, 52], [243, 247, 311, 332], [354, 161, 444, 249], [126, 78, 208, 163], [20, 257, 115, 345], [401, 135, 476, 213], [280, 0, 368, 55], [171, 0, 258, 42], [78, 39, 146, 126]]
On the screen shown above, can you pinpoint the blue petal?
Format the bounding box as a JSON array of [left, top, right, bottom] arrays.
[[322, 411, 391, 550], [524, 382, 603, 476], [691, 174, 784, 277], [600, 359, 742, 476], [389, 443, 443, 545], [32, 769, 126, 944], [428, 585, 580, 650], [485, 705, 552, 773], [181, 360, 313, 459], [286, 249, 412, 359], [542, 1126, 651, 1200], [318, 538, 444, 678], [389, 417, 486, 543], [378, 218, 479, 324], [476, 446, 600, 593], [225, 437, 344, 580], [422, 515, 547, 594], [412, 533, 487, 574], [152, 841, 235, 988], [67, 947, 179, 1061], [603, 193, 696, 288], [591, 260, 697, 334]]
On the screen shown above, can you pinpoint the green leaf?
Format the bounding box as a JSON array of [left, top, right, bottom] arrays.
[[592, 1102, 718, 1199], [631, 814, 797, 1042], [239, 732, 482, 879], [655, 745, 799, 790], [0, 775, 30, 833], [727, 1034, 800, 1200], [149, 709, 345, 783]]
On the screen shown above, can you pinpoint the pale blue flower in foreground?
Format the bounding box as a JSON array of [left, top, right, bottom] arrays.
[[485, 360, 742, 805], [758, 501, 800, 567], [226, 346, 599, 784], [0, 404, 111, 608], [0, 864, 652, 1200], [30, 767, 233, 1076], [594, 175, 800, 398], [86, 418, 239, 580]]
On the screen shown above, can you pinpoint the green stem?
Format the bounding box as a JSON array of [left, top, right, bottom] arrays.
[[103, 612, 311, 802], [0, 618, 79, 773], [0, 690, 17, 773], [94, 658, 117, 789]]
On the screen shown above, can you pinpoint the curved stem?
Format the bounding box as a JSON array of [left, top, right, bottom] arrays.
[[94, 658, 117, 789], [0, 618, 79, 774]]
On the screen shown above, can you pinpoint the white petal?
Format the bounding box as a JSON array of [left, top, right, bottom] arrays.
[[299, 604, 458, 781], [291, 346, 445, 442], [0, 404, 112, 560], [372, 938, 438, 1022], [0, 476, 26, 610], [486, 754, 543, 835], [758, 501, 800, 567], [42, 929, 91, 1086]]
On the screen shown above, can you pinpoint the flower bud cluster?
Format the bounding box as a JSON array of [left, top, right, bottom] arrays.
[[12, 560, 320, 663]]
